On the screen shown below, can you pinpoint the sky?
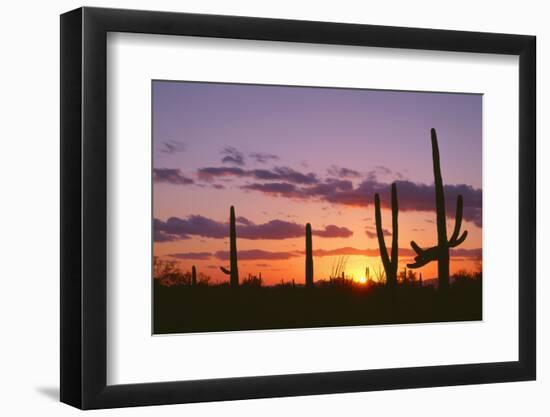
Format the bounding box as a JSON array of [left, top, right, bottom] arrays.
[[152, 80, 482, 285]]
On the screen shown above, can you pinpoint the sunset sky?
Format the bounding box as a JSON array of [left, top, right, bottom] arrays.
[[153, 81, 482, 285]]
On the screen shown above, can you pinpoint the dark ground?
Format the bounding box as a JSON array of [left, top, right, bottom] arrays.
[[153, 278, 482, 334]]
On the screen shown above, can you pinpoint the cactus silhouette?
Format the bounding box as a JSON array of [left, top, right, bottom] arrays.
[[407, 128, 468, 290], [374, 183, 398, 288], [305, 223, 314, 287], [191, 265, 197, 286], [219, 206, 239, 287]]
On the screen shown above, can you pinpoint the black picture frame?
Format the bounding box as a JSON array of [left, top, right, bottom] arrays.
[[60, 6, 536, 410]]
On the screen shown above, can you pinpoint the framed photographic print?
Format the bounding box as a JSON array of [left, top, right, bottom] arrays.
[[60, 6, 536, 409]]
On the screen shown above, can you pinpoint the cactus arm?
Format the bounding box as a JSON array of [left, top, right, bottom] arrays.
[[419, 246, 439, 261], [449, 195, 464, 241], [407, 245, 439, 269], [448, 195, 468, 247], [374, 193, 392, 276], [449, 230, 468, 247], [407, 255, 432, 268], [407, 259, 431, 269], [449, 195, 465, 242], [220, 267, 231, 275], [410, 240, 425, 255]]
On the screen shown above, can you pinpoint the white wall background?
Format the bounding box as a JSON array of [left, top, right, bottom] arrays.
[[0, 0, 545, 415]]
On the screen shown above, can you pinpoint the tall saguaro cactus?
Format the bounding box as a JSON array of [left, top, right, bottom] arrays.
[[305, 223, 314, 288], [191, 265, 197, 286], [220, 206, 239, 287], [374, 183, 399, 288], [407, 128, 468, 290]]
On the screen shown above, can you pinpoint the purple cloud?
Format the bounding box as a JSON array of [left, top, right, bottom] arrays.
[[327, 165, 361, 178], [215, 249, 299, 261], [197, 166, 318, 185], [155, 216, 226, 240], [365, 225, 391, 239], [153, 168, 194, 185], [242, 182, 298, 196], [154, 229, 179, 242], [236, 216, 254, 226], [198, 167, 246, 181], [241, 177, 482, 227], [154, 215, 353, 242], [221, 146, 245, 166], [168, 252, 212, 260], [313, 225, 354, 238], [236, 219, 353, 239], [158, 140, 186, 154], [249, 152, 279, 163], [267, 167, 318, 184]]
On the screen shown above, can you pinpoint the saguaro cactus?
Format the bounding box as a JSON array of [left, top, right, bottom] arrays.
[[191, 265, 197, 286], [305, 223, 314, 287], [374, 183, 398, 288], [220, 206, 239, 287], [407, 128, 468, 290]]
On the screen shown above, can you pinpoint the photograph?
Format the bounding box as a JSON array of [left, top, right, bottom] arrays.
[[152, 81, 483, 334]]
